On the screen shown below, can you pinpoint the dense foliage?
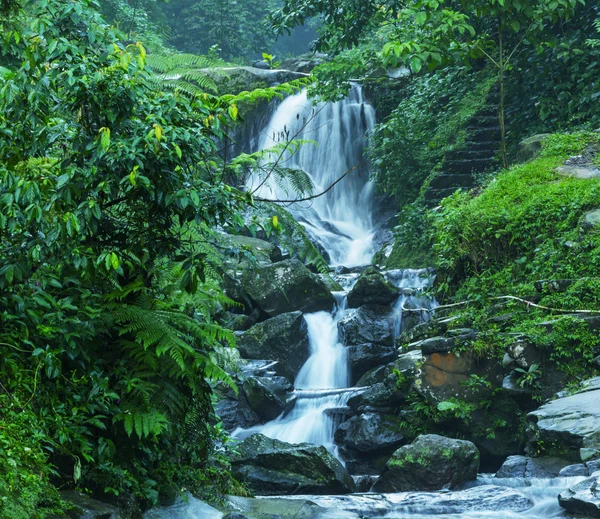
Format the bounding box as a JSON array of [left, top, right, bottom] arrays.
[[0, 0, 313, 515], [430, 132, 600, 381]]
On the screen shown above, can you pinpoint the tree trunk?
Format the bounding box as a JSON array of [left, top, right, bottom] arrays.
[[498, 17, 508, 169]]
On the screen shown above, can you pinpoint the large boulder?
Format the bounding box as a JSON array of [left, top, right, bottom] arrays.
[[371, 434, 480, 492], [338, 305, 395, 346], [236, 312, 310, 381], [357, 350, 422, 387], [230, 434, 355, 495], [558, 476, 600, 517], [242, 376, 292, 422], [347, 343, 397, 385], [347, 267, 399, 308], [241, 259, 335, 317], [334, 413, 405, 454], [495, 455, 570, 478], [526, 377, 600, 461]]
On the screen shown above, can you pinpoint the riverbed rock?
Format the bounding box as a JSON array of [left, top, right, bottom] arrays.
[[347, 266, 399, 308], [338, 305, 395, 346], [396, 485, 533, 514], [225, 235, 283, 265], [334, 413, 405, 454], [495, 455, 570, 478], [230, 434, 355, 495], [356, 350, 421, 387], [558, 475, 600, 517], [371, 434, 480, 492], [347, 343, 397, 385], [236, 311, 310, 380], [241, 259, 335, 317], [242, 376, 292, 422], [559, 459, 600, 477], [526, 376, 600, 461], [224, 495, 325, 519]]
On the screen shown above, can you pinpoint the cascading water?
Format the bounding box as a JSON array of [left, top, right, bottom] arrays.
[[234, 88, 438, 459], [247, 86, 377, 267]]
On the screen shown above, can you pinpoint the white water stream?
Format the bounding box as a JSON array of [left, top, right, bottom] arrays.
[[248, 87, 377, 267]]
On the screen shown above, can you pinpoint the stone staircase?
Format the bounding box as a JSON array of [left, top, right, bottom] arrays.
[[424, 94, 502, 207]]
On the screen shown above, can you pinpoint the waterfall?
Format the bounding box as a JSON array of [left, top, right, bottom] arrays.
[[234, 89, 438, 459], [247, 86, 377, 267]]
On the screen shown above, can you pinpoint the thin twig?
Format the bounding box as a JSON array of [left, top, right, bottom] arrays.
[[253, 166, 357, 204]]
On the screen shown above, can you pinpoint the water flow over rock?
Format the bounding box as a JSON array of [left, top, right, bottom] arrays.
[[247, 87, 377, 267]]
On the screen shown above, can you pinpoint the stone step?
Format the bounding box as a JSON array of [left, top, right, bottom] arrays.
[[468, 127, 502, 142], [468, 115, 498, 128], [423, 187, 462, 204], [445, 158, 497, 174], [429, 173, 476, 190], [445, 149, 497, 162], [463, 140, 499, 151]]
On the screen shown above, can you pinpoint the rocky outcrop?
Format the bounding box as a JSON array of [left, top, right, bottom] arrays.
[[526, 377, 600, 461], [558, 475, 600, 517], [201, 66, 308, 95], [242, 376, 292, 422], [241, 259, 335, 317], [371, 434, 480, 492], [338, 305, 395, 346], [230, 434, 355, 495], [495, 455, 570, 478], [347, 266, 399, 308], [417, 349, 503, 405], [347, 343, 397, 385], [236, 311, 310, 380]]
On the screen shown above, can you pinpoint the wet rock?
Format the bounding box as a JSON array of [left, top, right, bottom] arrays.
[[236, 312, 310, 380], [215, 386, 261, 431], [396, 485, 533, 513], [347, 266, 399, 308], [357, 350, 422, 387], [60, 491, 123, 519], [371, 434, 480, 492], [347, 343, 397, 385], [334, 413, 405, 454], [223, 273, 256, 315], [241, 258, 335, 317], [226, 235, 283, 264], [202, 66, 308, 95], [526, 376, 600, 461], [495, 455, 570, 478], [242, 376, 292, 422], [224, 495, 325, 519], [559, 459, 600, 477], [338, 305, 395, 346], [221, 308, 260, 332], [347, 379, 408, 412], [558, 475, 600, 517], [230, 434, 355, 495], [352, 475, 378, 493]]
